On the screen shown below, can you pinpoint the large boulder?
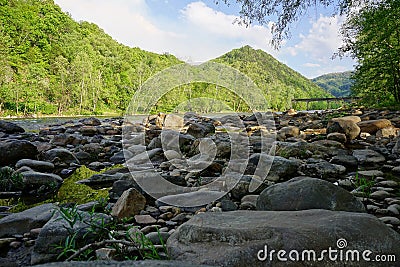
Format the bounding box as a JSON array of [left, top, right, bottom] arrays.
[[167, 210, 400, 267], [0, 203, 55, 238], [0, 139, 38, 166], [256, 177, 365, 212], [0, 120, 25, 134]]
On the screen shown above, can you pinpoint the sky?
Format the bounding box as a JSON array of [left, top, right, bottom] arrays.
[[53, 0, 355, 78]]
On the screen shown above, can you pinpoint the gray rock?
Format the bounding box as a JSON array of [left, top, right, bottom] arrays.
[[145, 231, 170, 245], [156, 191, 225, 212], [379, 216, 400, 225], [167, 210, 400, 267], [186, 121, 215, 138], [256, 177, 365, 212], [31, 210, 111, 265], [0, 203, 55, 238], [299, 159, 346, 179], [327, 119, 360, 140], [352, 149, 386, 166], [330, 153, 358, 170], [79, 117, 101, 126], [248, 154, 298, 182], [22, 171, 63, 188], [42, 148, 80, 165], [370, 190, 391, 200], [0, 120, 25, 134], [110, 150, 131, 164], [0, 139, 38, 166], [15, 159, 54, 172]]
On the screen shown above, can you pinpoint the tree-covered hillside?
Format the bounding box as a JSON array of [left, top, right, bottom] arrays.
[[213, 46, 332, 110], [0, 0, 333, 116], [312, 71, 354, 97], [0, 0, 181, 116]]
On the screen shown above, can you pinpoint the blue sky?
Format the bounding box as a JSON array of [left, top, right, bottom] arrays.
[[53, 0, 355, 78]]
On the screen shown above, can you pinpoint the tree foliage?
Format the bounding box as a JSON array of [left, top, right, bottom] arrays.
[[0, 0, 180, 116], [218, 0, 385, 47], [339, 0, 400, 105]]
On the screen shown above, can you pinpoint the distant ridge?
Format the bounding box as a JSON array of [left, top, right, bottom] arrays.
[[312, 71, 354, 97], [214, 46, 332, 110]]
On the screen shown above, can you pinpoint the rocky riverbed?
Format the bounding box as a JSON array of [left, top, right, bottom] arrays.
[[0, 108, 400, 266]]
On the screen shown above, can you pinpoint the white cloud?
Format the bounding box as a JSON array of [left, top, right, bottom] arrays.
[[303, 63, 321, 68], [287, 15, 344, 63]]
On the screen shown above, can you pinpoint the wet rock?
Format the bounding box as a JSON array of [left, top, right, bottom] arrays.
[[256, 177, 365, 212], [0, 140, 38, 166]]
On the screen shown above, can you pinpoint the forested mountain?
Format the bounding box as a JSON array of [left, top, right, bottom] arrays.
[[0, 0, 181, 116], [312, 71, 354, 97], [0, 0, 332, 116], [213, 46, 332, 110]]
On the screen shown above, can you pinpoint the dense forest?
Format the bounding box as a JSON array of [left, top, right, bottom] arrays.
[[312, 71, 354, 97], [0, 0, 331, 116]]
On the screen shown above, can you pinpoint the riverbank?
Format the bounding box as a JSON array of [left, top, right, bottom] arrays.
[[0, 108, 399, 266]]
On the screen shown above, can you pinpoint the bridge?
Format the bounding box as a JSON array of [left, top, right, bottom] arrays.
[[291, 96, 361, 110]]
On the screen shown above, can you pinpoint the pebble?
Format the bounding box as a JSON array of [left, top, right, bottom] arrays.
[[134, 215, 157, 225], [370, 190, 391, 200], [379, 216, 400, 225]]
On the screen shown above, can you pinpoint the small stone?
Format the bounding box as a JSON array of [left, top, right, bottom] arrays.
[[366, 205, 379, 212], [358, 170, 384, 178], [379, 216, 400, 225], [171, 213, 191, 223], [327, 133, 347, 143], [0, 238, 16, 250], [9, 241, 21, 249], [220, 199, 238, 211], [24, 240, 35, 247], [375, 180, 398, 187], [370, 190, 391, 200], [96, 248, 116, 260], [145, 232, 170, 245], [159, 212, 174, 220], [134, 215, 157, 225], [111, 188, 146, 219], [210, 207, 222, 212], [165, 220, 178, 227], [387, 204, 400, 215], [139, 225, 160, 234]]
